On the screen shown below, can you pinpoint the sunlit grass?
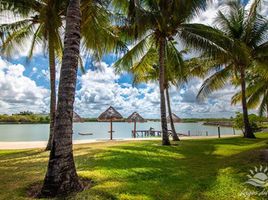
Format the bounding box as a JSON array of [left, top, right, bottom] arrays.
[[0, 133, 268, 199]]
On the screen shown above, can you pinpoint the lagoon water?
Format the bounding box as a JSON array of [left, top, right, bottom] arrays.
[[0, 122, 241, 142]]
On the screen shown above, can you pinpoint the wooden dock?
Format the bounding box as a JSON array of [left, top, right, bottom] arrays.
[[132, 130, 188, 138]]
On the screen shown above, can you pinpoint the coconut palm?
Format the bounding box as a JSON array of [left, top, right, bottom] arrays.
[[114, 0, 207, 145], [40, 0, 83, 197], [0, 0, 66, 150], [0, 0, 125, 150], [179, 0, 268, 138], [130, 44, 191, 141], [134, 68, 181, 141]]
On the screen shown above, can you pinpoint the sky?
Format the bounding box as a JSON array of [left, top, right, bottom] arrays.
[[0, 0, 267, 118]]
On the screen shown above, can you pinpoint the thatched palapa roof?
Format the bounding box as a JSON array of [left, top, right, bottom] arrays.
[[73, 111, 84, 122], [98, 106, 123, 121], [127, 112, 146, 122], [167, 113, 181, 123]]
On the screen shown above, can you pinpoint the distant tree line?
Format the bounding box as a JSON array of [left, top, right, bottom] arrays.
[[0, 111, 49, 124]]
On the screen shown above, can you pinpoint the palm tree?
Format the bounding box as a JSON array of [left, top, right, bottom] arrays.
[[179, 0, 268, 138], [0, 0, 65, 150], [133, 65, 181, 141], [40, 0, 83, 197], [1, 0, 125, 150], [114, 0, 207, 145], [130, 45, 190, 141]]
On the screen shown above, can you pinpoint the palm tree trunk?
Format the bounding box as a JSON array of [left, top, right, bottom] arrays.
[[159, 37, 170, 145], [266, 103, 268, 119], [165, 87, 180, 141], [134, 121, 136, 138], [45, 31, 56, 151], [110, 119, 113, 140], [240, 67, 255, 138], [40, 0, 83, 197]]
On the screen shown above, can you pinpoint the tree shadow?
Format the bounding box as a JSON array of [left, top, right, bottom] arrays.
[[73, 136, 268, 199], [1, 135, 266, 200]]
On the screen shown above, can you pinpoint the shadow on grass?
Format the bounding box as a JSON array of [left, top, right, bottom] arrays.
[[0, 149, 45, 160], [73, 136, 268, 199], [0, 135, 267, 200]]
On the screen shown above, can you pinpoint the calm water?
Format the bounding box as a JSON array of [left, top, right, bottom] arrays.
[[0, 122, 241, 142]]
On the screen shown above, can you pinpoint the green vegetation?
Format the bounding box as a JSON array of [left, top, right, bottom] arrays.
[[194, 0, 268, 138], [1, 134, 268, 200], [83, 118, 99, 122], [233, 112, 267, 133], [0, 0, 267, 197], [182, 118, 233, 123], [0, 113, 49, 124]]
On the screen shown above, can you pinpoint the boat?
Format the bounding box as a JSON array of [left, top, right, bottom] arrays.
[[78, 132, 93, 136]]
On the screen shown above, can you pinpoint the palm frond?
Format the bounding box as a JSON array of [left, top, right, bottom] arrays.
[[113, 33, 153, 73], [258, 92, 268, 117], [27, 24, 43, 59], [197, 64, 232, 100], [0, 0, 43, 15]]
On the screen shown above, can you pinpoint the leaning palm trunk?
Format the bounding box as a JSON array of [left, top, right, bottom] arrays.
[[240, 67, 255, 138], [159, 38, 170, 145], [40, 0, 83, 197], [46, 31, 57, 151], [165, 86, 180, 141]]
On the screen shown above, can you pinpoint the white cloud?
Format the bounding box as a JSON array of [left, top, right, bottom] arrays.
[[192, 0, 224, 25], [193, 0, 268, 26], [0, 57, 49, 114], [166, 78, 248, 118], [75, 61, 161, 118], [73, 61, 248, 118], [1, 0, 264, 118]]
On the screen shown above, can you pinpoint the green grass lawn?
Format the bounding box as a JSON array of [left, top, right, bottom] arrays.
[[1, 134, 268, 200]]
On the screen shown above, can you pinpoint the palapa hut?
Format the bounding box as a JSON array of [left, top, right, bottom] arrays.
[[97, 106, 123, 140], [127, 112, 146, 138], [73, 111, 84, 123], [167, 113, 181, 123]]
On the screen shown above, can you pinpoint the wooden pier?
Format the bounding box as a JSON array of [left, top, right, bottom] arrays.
[[132, 130, 188, 138]]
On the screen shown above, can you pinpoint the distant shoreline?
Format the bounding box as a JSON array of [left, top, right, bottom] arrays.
[[203, 121, 233, 127], [0, 122, 49, 125], [0, 120, 234, 125]]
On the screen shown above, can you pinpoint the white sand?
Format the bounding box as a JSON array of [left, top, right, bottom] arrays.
[[0, 134, 241, 150]]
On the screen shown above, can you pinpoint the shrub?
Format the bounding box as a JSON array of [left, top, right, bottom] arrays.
[[233, 112, 264, 133]]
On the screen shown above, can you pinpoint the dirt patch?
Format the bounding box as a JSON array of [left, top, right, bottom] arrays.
[[26, 178, 93, 199], [26, 182, 43, 198], [259, 149, 268, 162]]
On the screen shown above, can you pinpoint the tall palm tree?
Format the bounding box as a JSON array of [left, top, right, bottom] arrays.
[[179, 0, 268, 138], [0, 0, 125, 150], [114, 0, 207, 145], [130, 45, 190, 141], [133, 65, 182, 141], [40, 0, 83, 197], [0, 0, 65, 150]]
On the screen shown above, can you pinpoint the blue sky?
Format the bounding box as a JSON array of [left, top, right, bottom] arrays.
[[0, 0, 267, 118]]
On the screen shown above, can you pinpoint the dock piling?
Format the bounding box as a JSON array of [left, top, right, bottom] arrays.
[[218, 126, 221, 138]]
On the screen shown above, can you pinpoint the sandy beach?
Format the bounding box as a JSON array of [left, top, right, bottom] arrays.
[[0, 134, 241, 150]]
